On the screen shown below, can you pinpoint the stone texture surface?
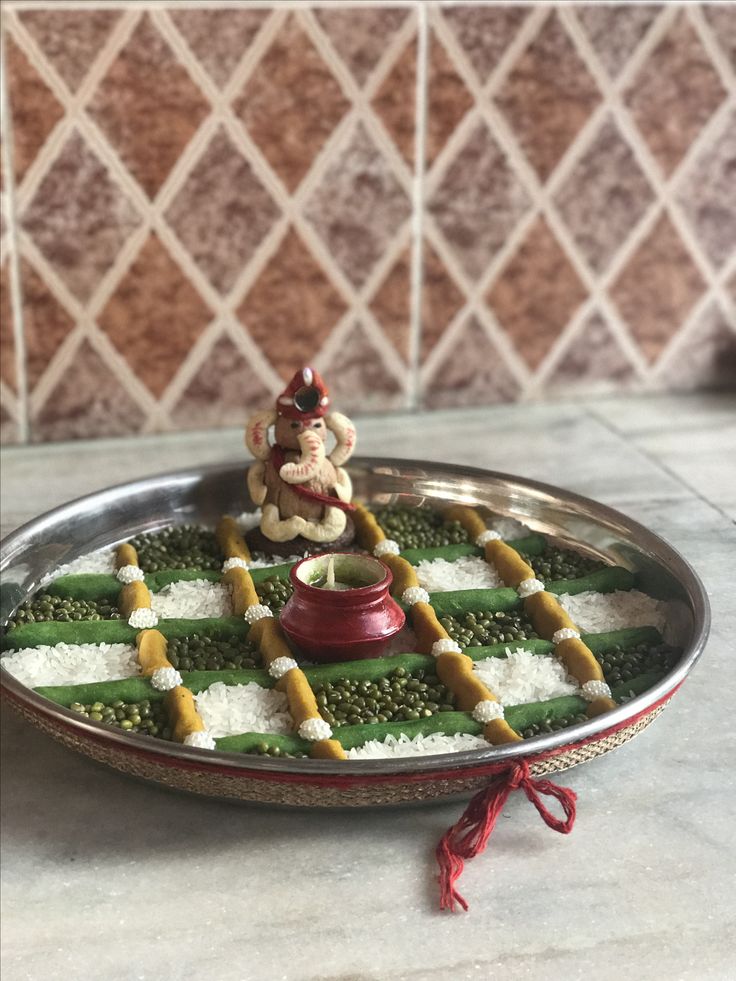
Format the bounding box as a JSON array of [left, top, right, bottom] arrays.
[[487, 217, 588, 370], [495, 12, 601, 182], [315, 7, 409, 87], [170, 8, 268, 88], [5, 35, 64, 184], [320, 319, 403, 413], [232, 15, 349, 193], [165, 128, 279, 295], [0, 260, 16, 392], [546, 311, 636, 389], [421, 244, 466, 361], [554, 117, 654, 274], [88, 14, 210, 198], [368, 248, 411, 362], [20, 131, 141, 303], [237, 229, 346, 380], [441, 6, 529, 83], [20, 257, 75, 390], [626, 13, 726, 176], [657, 303, 736, 391], [18, 9, 121, 92], [703, 4, 736, 69], [611, 214, 706, 364], [98, 234, 213, 398], [575, 5, 661, 77]]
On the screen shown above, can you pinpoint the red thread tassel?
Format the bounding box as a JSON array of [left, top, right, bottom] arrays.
[[436, 760, 577, 912]]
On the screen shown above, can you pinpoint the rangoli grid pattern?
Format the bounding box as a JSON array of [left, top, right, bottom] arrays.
[[0, 3, 734, 443]]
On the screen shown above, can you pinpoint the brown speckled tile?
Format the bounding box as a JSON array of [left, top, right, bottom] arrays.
[[315, 7, 409, 87], [703, 5, 736, 70], [545, 311, 636, 389], [487, 217, 588, 370], [19, 9, 122, 92], [626, 13, 726, 177], [554, 116, 654, 274], [98, 234, 213, 398], [421, 243, 466, 361], [1, 259, 16, 392], [5, 34, 64, 184], [169, 8, 268, 88], [610, 213, 706, 364], [494, 13, 600, 182], [170, 334, 272, 430], [368, 247, 411, 362], [575, 5, 661, 78], [304, 123, 411, 289], [21, 131, 141, 303], [372, 32, 472, 169], [32, 339, 145, 442], [428, 123, 531, 282], [319, 319, 403, 413], [232, 15, 349, 193], [165, 128, 280, 295], [441, 6, 529, 83], [237, 228, 346, 380], [20, 257, 75, 390], [676, 109, 736, 272], [422, 315, 520, 409], [88, 14, 209, 199], [658, 303, 736, 391]]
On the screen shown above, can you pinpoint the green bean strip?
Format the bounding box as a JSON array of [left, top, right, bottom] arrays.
[[584, 626, 663, 653], [45, 574, 122, 602], [35, 677, 163, 707], [545, 566, 635, 596], [2, 616, 249, 651]]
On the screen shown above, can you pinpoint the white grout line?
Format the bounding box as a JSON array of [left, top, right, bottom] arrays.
[[407, 0, 428, 410]]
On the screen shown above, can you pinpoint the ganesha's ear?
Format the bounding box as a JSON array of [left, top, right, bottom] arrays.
[[325, 412, 356, 468], [245, 409, 277, 461]]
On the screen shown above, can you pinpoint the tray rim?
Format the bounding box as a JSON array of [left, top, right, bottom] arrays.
[[0, 455, 711, 782]]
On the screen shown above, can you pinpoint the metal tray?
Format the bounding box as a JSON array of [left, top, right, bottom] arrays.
[[0, 458, 710, 808]]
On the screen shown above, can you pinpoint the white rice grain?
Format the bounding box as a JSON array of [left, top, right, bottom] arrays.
[[416, 555, 501, 592], [558, 589, 668, 635], [1, 643, 139, 688], [151, 580, 233, 620], [473, 648, 578, 705], [347, 731, 488, 759], [490, 517, 531, 541], [195, 682, 292, 738], [52, 549, 116, 577]]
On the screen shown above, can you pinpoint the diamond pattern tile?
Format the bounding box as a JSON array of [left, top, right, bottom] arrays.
[[441, 6, 529, 83], [702, 6, 736, 70], [368, 247, 411, 362], [554, 116, 655, 274], [237, 229, 346, 380], [170, 9, 268, 88], [575, 5, 661, 78], [32, 338, 146, 442], [495, 13, 600, 182], [545, 311, 636, 389], [165, 128, 280, 295], [304, 122, 411, 289], [626, 13, 726, 177], [658, 303, 736, 391], [315, 8, 409, 87], [676, 109, 736, 272], [232, 15, 349, 193], [171, 334, 273, 431], [88, 14, 210, 198], [487, 217, 588, 370], [423, 315, 520, 409], [429, 123, 531, 281], [320, 319, 403, 413], [610, 213, 707, 364], [421, 243, 466, 361], [98, 234, 213, 398], [0, 259, 16, 392], [6, 34, 64, 184], [21, 131, 141, 303], [20, 257, 75, 389], [19, 9, 122, 92]]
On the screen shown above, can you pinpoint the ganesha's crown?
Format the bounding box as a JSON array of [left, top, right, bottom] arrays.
[[276, 367, 329, 420]]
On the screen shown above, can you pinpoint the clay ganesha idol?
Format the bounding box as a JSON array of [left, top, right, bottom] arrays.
[[245, 368, 357, 554]]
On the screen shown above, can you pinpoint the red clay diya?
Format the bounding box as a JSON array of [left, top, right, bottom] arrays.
[[280, 553, 405, 663]]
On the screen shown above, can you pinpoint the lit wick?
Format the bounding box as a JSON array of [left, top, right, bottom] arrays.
[[317, 554, 352, 591]]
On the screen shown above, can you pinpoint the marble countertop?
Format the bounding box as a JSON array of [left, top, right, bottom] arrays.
[[2, 393, 735, 981]]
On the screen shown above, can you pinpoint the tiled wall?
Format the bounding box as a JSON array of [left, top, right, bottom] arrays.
[[1, 2, 734, 444]]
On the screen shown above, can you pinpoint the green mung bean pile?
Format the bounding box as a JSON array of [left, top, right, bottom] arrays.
[[439, 609, 538, 647], [372, 506, 470, 550], [596, 640, 679, 687], [518, 712, 588, 739], [315, 665, 456, 727], [130, 525, 222, 573], [69, 697, 171, 738], [6, 593, 121, 631], [522, 544, 606, 582], [247, 742, 308, 759], [255, 576, 292, 614], [166, 633, 261, 672]]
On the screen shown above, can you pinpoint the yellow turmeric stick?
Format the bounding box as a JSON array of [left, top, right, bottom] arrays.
[[443, 505, 486, 541], [248, 617, 294, 668], [410, 602, 450, 654], [216, 516, 251, 563], [223, 567, 259, 615], [310, 739, 347, 760], [166, 686, 205, 743], [118, 580, 151, 617], [523, 590, 578, 638], [136, 629, 171, 675], [483, 539, 536, 588], [381, 554, 419, 597], [115, 543, 139, 569]]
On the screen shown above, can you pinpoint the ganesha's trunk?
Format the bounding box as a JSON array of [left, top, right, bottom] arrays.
[[278, 430, 326, 485]]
